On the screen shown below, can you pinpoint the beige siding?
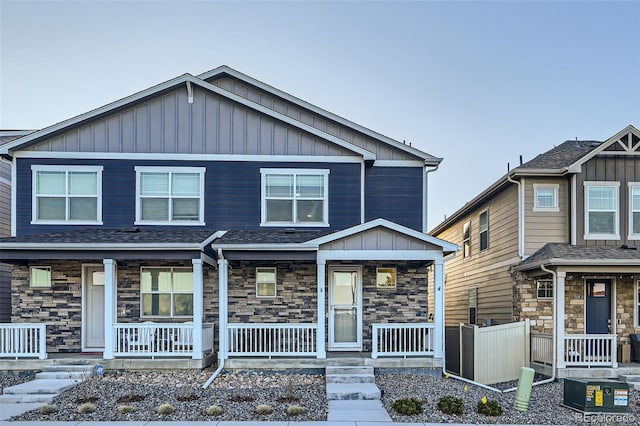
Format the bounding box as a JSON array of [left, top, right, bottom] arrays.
[[523, 177, 569, 255], [432, 185, 520, 326]]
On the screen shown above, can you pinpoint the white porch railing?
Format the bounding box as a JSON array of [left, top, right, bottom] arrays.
[[113, 323, 214, 358], [564, 334, 617, 367], [227, 323, 317, 357], [0, 323, 47, 359], [531, 333, 553, 365], [372, 323, 434, 358]]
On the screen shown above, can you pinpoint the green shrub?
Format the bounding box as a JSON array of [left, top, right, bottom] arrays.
[[77, 402, 96, 414], [39, 404, 58, 414], [477, 399, 503, 416], [437, 395, 464, 415], [156, 403, 176, 415], [117, 405, 134, 414], [287, 404, 305, 416], [256, 404, 273, 414], [206, 405, 223, 416], [392, 398, 423, 415]]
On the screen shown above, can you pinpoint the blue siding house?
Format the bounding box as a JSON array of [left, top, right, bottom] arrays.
[[0, 66, 456, 369]]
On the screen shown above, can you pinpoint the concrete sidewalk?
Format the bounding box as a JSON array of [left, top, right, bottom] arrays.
[[0, 422, 474, 425]]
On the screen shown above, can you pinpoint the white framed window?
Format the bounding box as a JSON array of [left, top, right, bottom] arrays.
[[31, 165, 103, 224], [533, 184, 559, 212], [135, 167, 205, 225], [30, 266, 51, 288], [462, 221, 471, 258], [256, 267, 277, 298], [468, 287, 478, 325], [536, 279, 553, 299], [376, 268, 397, 288], [584, 181, 619, 240], [636, 280, 640, 328], [628, 183, 640, 240], [260, 168, 329, 227], [140, 267, 193, 317], [479, 210, 489, 251]]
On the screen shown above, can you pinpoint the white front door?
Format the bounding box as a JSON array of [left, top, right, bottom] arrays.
[[83, 265, 105, 350], [329, 266, 362, 350]]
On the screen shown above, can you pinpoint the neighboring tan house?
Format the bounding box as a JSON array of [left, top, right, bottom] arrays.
[[0, 66, 456, 369], [430, 124, 640, 377]]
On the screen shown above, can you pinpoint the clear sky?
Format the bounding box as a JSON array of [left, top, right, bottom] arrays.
[[1, 0, 639, 230]]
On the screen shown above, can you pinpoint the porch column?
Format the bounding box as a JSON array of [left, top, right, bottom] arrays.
[[316, 259, 326, 359], [556, 271, 566, 368], [191, 259, 203, 360], [433, 258, 444, 359], [217, 253, 228, 361], [103, 259, 116, 360]]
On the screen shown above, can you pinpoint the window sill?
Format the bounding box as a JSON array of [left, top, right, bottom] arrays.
[[134, 221, 206, 226], [260, 222, 330, 228], [627, 234, 640, 241], [533, 207, 560, 212], [584, 234, 620, 241], [31, 220, 103, 225]]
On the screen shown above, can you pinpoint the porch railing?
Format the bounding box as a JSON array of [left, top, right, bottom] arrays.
[[564, 334, 617, 367], [227, 323, 317, 357], [0, 323, 47, 359], [531, 333, 553, 365], [372, 323, 434, 358], [113, 323, 214, 358]]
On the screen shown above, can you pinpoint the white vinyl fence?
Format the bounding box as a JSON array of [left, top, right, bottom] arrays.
[[0, 323, 47, 359], [371, 323, 434, 358], [227, 323, 317, 357]]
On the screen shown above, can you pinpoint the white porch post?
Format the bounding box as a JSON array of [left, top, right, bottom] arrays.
[[433, 258, 444, 359], [103, 259, 116, 360], [217, 253, 228, 361], [192, 259, 203, 360], [316, 259, 326, 359], [556, 271, 566, 368]]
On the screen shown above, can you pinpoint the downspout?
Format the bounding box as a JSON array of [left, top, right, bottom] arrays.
[[424, 164, 439, 233], [203, 248, 227, 388], [0, 156, 15, 236], [506, 173, 524, 259]]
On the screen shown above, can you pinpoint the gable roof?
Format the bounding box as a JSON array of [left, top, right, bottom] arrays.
[[1, 66, 440, 164]]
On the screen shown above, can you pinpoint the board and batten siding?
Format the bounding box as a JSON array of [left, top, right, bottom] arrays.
[[207, 76, 418, 161], [523, 177, 570, 255], [431, 184, 520, 326], [576, 155, 640, 246], [320, 228, 440, 251], [365, 166, 423, 231]]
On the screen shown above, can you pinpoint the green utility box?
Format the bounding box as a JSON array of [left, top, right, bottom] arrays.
[[562, 378, 629, 413]]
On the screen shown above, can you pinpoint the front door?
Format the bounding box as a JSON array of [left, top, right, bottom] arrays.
[[329, 266, 362, 350], [586, 279, 611, 334], [83, 266, 105, 350]]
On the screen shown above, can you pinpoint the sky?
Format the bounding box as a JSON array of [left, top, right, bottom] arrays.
[[1, 0, 639, 230]]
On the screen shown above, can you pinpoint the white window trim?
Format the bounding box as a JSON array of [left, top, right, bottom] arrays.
[[584, 181, 620, 240], [536, 278, 553, 300], [628, 182, 640, 240], [256, 267, 277, 298], [30, 266, 51, 288], [31, 165, 103, 225], [533, 183, 559, 212], [479, 210, 489, 252], [140, 266, 194, 318], [462, 220, 471, 258], [376, 267, 397, 288], [134, 166, 206, 226], [260, 168, 330, 227]]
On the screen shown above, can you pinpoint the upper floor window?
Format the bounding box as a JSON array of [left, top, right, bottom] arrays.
[[462, 221, 471, 258], [135, 167, 205, 225], [584, 182, 619, 240], [141, 267, 193, 317], [629, 183, 640, 240], [260, 168, 329, 227], [533, 184, 559, 212], [479, 210, 489, 251], [32, 165, 103, 224]]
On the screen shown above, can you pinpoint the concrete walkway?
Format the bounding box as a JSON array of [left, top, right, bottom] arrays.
[[0, 422, 474, 425]]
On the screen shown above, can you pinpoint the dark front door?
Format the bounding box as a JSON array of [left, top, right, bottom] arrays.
[[586, 279, 611, 334]]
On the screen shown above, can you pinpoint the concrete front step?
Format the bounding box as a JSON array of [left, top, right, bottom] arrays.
[[36, 371, 91, 380], [325, 357, 365, 366], [326, 382, 381, 400], [42, 364, 95, 373], [326, 365, 373, 375], [326, 373, 375, 383], [0, 393, 57, 403], [328, 400, 392, 421], [3, 379, 78, 395], [618, 374, 640, 382]]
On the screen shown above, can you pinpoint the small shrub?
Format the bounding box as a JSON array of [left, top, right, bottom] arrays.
[[287, 404, 305, 416], [392, 398, 423, 415], [206, 405, 223, 416], [437, 395, 464, 415], [256, 404, 273, 414], [39, 404, 58, 414], [117, 405, 134, 414], [157, 403, 176, 415], [77, 402, 96, 414], [477, 399, 503, 416]]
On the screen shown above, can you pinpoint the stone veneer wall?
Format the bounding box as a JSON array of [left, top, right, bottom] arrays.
[[12, 259, 218, 353], [512, 273, 554, 333]]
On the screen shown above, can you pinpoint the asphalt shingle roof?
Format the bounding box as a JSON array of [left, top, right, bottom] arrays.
[[517, 140, 601, 170], [214, 229, 333, 245], [518, 242, 640, 269], [0, 228, 217, 245]]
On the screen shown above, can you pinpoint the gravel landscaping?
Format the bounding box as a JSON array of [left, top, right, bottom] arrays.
[[0, 372, 34, 393]]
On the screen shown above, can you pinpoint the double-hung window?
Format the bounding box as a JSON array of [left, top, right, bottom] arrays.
[[260, 169, 329, 226], [584, 182, 619, 240], [135, 167, 205, 225], [629, 183, 640, 240], [462, 221, 471, 258], [32, 165, 102, 224], [141, 267, 193, 317], [533, 184, 559, 212], [479, 210, 489, 251]]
